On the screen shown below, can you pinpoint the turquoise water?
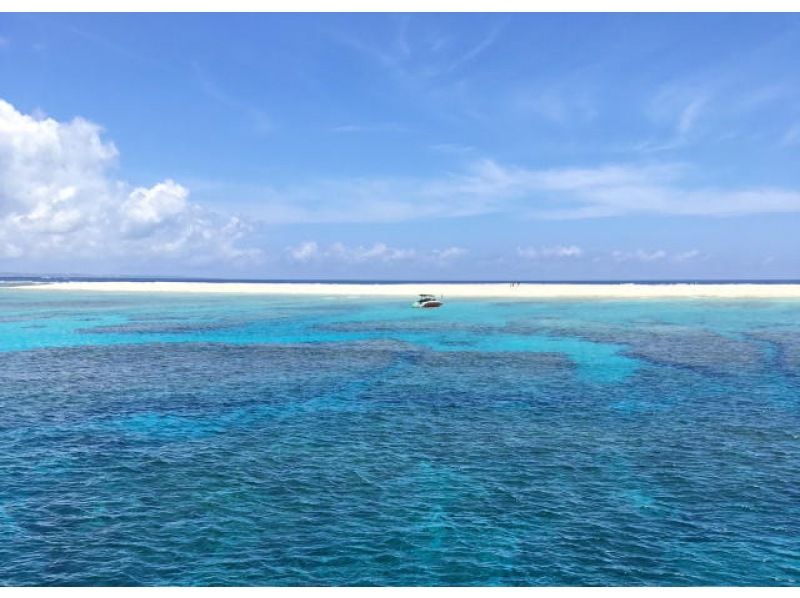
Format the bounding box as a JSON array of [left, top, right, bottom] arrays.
[[1, 288, 799, 585]]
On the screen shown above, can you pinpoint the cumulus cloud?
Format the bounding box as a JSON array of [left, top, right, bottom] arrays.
[[285, 241, 466, 264], [517, 245, 583, 259], [0, 98, 258, 267]]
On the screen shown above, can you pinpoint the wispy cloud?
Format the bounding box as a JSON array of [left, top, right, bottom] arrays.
[[611, 249, 667, 263], [287, 241, 320, 262], [192, 62, 271, 134], [638, 45, 800, 154], [331, 18, 503, 78], [637, 83, 714, 152], [434, 246, 467, 260], [327, 26, 405, 72], [609, 249, 703, 263], [736, 84, 792, 113], [326, 17, 504, 127], [517, 245, 583, 259], [285, 241, 466, 264], [429, 143, 476, 155], [782, 123, 800, 146], [674, 249, 702, 262], [444, 22, 504, 74], [510, 85, 597, 127], [676, 96, 708, 136], [330, 122, 408, 134], [58, 22, 155, 67], [233, 158, 800, 225]]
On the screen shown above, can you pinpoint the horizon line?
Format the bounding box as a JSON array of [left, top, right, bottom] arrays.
[[3, 274, 800, 285]]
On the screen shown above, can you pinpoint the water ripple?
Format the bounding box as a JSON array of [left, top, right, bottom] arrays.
[[0, 296, 799, 585]]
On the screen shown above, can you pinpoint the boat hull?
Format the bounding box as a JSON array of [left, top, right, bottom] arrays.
[[411, 295, 443, 308], [420, 301, 442, 308]]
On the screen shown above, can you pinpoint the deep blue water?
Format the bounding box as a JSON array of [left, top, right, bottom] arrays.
[[1, 288, 799, 586]]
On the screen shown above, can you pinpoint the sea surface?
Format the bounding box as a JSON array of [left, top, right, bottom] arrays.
[[1, 287, 799, 585]]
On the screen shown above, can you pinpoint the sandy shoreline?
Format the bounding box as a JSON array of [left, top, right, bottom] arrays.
[[9, 281, 800, 299]]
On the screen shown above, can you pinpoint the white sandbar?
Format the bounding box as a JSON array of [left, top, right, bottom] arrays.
[[11, 281, 800, 299]]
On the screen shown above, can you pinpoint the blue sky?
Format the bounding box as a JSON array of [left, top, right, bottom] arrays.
[[1, 12, 799, 279]]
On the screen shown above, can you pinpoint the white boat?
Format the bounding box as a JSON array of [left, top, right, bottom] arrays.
[[411, 294, 443, 308]]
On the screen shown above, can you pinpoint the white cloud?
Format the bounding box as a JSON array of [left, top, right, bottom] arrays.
[[676, 97, 708, 136], [647, 82, 712, 136], [437, 160, 800, 220], [611, 249, 668, 262], [433, 246, 467, 260], [285, 241, 466, 264], [517, 245, 583, 259], [242, 157, 800, 225], [609, 249, 702, 263], [288, 241, 320, 262], [330, 242, 416, 262], [121, 180, 189, 234], [0, 98, 259, 267], [674, 249, 701, 262]]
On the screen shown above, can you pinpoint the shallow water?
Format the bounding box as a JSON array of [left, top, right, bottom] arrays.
[[1, 289, 799, 585]]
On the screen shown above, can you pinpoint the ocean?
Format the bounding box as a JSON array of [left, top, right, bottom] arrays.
[[1, 286, 799, 585]]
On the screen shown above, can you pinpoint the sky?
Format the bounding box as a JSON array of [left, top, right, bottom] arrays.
[[1, 12, 800, 280]]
